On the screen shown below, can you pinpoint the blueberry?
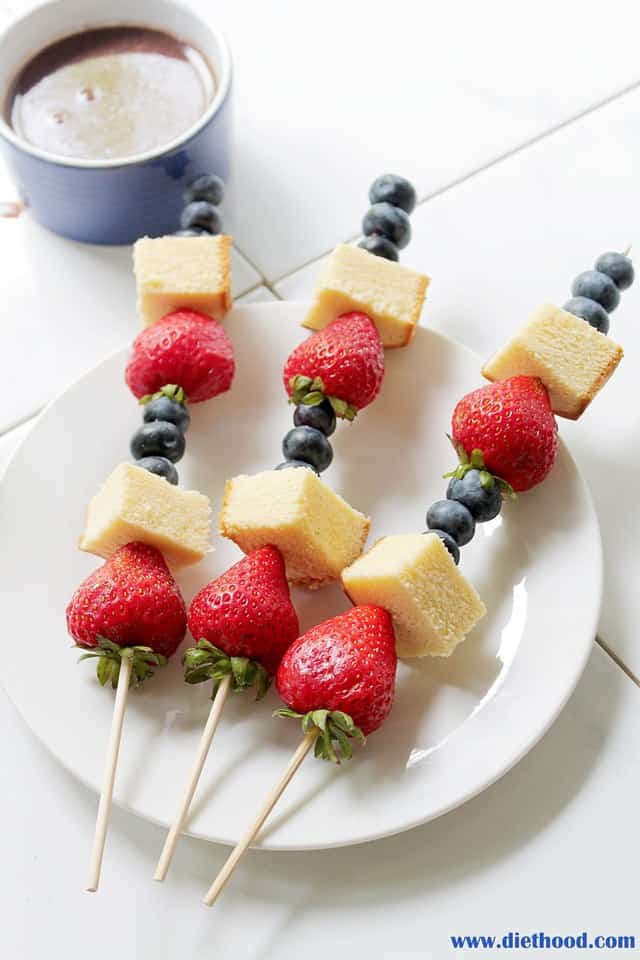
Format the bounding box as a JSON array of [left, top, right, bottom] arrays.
[[594, 251, 634, 291], [131, 421, 185, 464], [282, 426, 333, 472], [362, 202, 411, 250], [143, 396, 190, 433], [369, 174, 417, 214], [174, 228, 210, 237], [571, 270, 620, 312], [563, 296, 609, 334], [275, 459, 318, 474], [183, 174, 224, 207], [135, 456, 179, 485], [425, 529, 460, 565], [426, 499, 475, 546], [180, 201, 222, 234], [446, 469, 502, 523], [293, 401, 336, 437], [358, 235, 399, 261]]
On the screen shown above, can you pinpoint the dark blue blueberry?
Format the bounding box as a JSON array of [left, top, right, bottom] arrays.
[[594, 251, 634, 291], [275, 459, 318, 474], [135, 456, 179, 485], [571, 270, 620, 312], [174, 228, 210, 237], [369, 174, 417, 214], [183, 174, 224, 207], [143, 396, 190, 433], [282, 426, 333, 472], [563, 296, 609, 334], [180, 201, 223, 235], [131, 421, 185, 464], [426, 499, 475, 546], [293, 401, 336, 437], [358, 235, 399, 261], [425, 529, 460, 565], [362, 202, 411, 249], [446, 469, 502, 523]]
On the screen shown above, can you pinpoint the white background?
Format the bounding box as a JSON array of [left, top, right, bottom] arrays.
[[1, 1, 639, 957]]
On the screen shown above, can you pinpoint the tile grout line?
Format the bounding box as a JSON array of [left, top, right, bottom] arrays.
[[268, 76, 640, 289], [595, 636, 640, 689], [232, 243, 283, 301]]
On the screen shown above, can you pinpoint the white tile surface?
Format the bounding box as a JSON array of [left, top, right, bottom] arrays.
[[278, 86, 640, 675], [0, 639, 637, 959], [236, 284, 278, 304], [0, 153, 261, 432], [192, 0, 640, 280]]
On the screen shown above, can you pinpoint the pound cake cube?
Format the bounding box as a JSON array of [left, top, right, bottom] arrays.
[[79, 463, 211, 567], [342, 533, 486, 658], [302, 243, 429, 348], [220, 468, 370, 588], [482, 302, 623, 419], [133, 235, 232, 327]]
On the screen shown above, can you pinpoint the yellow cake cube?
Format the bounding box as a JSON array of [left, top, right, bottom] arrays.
[[482, 302, 623, 419], [220, 468, 370, 588], [79, 463, 211, 567], [342, 533, 486, 658], [302, 244, 429, 348], [133, 235, 232, 327]]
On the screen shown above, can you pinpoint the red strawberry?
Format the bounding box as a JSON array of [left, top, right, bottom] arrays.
[[186, 547, 299, 688], [451, 375, 558, 492], [276, 605, 396, 761], [66, 542, 187, 684], [283, 311, 384, 420], [125, 308, 235, 403]]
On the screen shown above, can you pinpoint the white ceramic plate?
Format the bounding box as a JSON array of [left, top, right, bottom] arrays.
[[0, 302, 601, 850]]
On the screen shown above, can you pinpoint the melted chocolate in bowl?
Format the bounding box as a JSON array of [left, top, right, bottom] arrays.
[[6, 26, 215, 161]]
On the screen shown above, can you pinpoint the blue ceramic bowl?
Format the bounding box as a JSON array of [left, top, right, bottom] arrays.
[[0, 0, 232, 245]]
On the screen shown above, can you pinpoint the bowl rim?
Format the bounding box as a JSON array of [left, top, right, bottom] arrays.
[[0, 0, 232, 170]]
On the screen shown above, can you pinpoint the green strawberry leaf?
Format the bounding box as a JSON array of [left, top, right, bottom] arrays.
[[302, 391, 325, 406], [182, 638, 270, 700], [442, 438, 517, 500], [75, 637, 168, 688], [97, 656, 112, 687], [328, 396, 358, 421], [274, 708, 366, 763], [139, 384, 187, 406], [478, 470, 494, 490]]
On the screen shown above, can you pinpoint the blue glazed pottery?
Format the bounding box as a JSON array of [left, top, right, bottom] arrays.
[[0, 0, 232, 244]]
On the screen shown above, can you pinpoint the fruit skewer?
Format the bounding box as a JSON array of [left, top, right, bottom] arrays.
[[204, 605, 397, 906], [154, 546, 299, 881], [221, 177, 429, 591], [203, 248, 632, 906], [68, 177, 235, 892], [67, 544, 188, 891], [153, 175, 426, 877]]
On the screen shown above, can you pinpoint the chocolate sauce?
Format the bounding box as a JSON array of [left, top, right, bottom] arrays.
[[6, 26, 215, 161]]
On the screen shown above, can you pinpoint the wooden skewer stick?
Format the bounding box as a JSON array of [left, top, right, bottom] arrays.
[[203, 730, 318, 907], [154, 674, 233, 882], [623, 244, 632, 257], [86, 653, 132, 893]]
